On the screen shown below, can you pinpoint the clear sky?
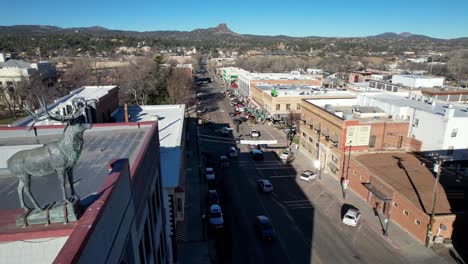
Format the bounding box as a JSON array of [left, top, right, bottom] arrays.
[[2, 0, 467, 39]]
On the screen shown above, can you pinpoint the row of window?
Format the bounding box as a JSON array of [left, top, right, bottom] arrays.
[[393, 202, 421, 227], [275, 103, 300, 111]]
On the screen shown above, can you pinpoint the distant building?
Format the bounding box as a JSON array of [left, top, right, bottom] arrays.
[[250, 84, 352, 120], [237, 71, 323, 98], [10, 86, 119, 127], [392, 75, 444, 88], [0, 54, 57, 89], [0, 121, 172, 263]]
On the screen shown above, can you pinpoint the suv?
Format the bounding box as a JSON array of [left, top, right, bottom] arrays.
[[250, 130, 261, 138], [342, 208, 361, 227], [255, 215, 275, 240], [206, 167, 215, 181], [258, 179, 273, 192], [251, 149, 264, 161], [209, 204, 224, 229]]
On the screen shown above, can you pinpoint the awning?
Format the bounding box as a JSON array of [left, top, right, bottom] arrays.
[[322, 129, 330, 137], [328, 162, 339, 172], [330, 135, 339, 143], [314, 123, 321, 131], [362, 183, 392, 201]]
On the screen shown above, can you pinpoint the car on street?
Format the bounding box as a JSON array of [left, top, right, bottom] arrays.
[[206, 167, 215, 181], [209, 204, 224, 229], [221, 127, 232, 136], [255, 215, 275, 241], [208, 189, 219, 205], [229, 112, 235, 117], [342, 208, 361, 227], [251, 149, 264, 161], [280, 150, 290, 160], [258, 179, 273, 192], [250, 130, 261, 138], [197, 108, 207, 113], [228, 146, 238, 158], [219, 155, 230, 168], [300, 170, 317, 181], [229, 102, 236, 107]]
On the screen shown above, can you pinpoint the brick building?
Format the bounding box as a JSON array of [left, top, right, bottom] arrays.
[[299, 98, 413, 177], [345, 152, 456, 244]]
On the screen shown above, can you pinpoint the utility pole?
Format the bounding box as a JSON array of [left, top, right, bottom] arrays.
[[343, 140, 352, 199], [425, 158, 442, 248]]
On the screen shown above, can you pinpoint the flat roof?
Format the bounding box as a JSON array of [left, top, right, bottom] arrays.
[[0, 124, 151, 211], [113, 105, 185, 188], [256, 85, 351, 97], [12, 86, 118, 127], [240, 72, 319, 81], [394, 75, 445, 80], [363, 93, 468, 117], [354, 152, 452, 214]]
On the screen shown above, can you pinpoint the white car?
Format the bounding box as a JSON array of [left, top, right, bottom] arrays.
[[209, 204, 224, 228], [280, 150, 290, 160], [258, 179, 273, 192], [228, 147, 238, 158], [300, 170, 317, 181], [197, 108, 207, 113], [206, 167, 215, 180], [342, 208, 361, 227], [250, 130, 260, 138]]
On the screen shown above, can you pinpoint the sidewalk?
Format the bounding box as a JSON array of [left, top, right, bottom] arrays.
[[177, 109, 216, 264], [291, 149, 454, 264]]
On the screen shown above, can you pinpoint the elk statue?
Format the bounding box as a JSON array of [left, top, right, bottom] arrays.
[[7, 98, 92, 212]]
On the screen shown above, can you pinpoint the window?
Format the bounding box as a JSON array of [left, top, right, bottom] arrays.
[[177, 197, 183, 213], [415, 219, 421, 226], [296, 104, 301, 110], [308, 137, 313, 143], [302, 132, 306, 137], [413, 118, 419, 127], [360, 176, 364, 180], [369, 135, 376, 148], [451, 128, 458, 137], [403, 210, 409, 216], [332, 155, 339, 162], [286, 104, 291, 110], [353, 170, 356, 175], [276, 104, 280, 110], [393, 202, 398, 208]]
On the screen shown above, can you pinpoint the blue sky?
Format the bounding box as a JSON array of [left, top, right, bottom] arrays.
[[2, 0, 467, 39]]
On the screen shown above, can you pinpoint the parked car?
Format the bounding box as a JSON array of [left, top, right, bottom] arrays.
[[221, 127, 232, 136], [197, 108, 207, 113], [258, 179, 273, 192], [209, 204, 224, 229], [300, 170, 317, 181], [228, 147, 238, 158], [342, 208, 361, 227], [255, 215, 275, 240], [250, 130, 261, 138], [251, 149, 264, 161], [230, 102, 236, 107], [208, 190, 219, 205], [219, 155, 230, 168], [229, 112, 235, 117], [280, 150, 290, 160], [206, 167, 215, 181]]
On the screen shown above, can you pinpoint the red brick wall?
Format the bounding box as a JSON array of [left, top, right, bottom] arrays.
[[96, 87, 119, 123], [369, 122, 410, 150], [390, 193, 430, 242]]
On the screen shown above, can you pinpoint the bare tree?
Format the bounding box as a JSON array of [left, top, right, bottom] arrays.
[[167, 68, 194, 105], [61, 58, 94, 89]]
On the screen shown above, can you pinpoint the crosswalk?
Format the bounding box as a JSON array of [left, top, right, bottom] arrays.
[[283, 199, 314, 210]]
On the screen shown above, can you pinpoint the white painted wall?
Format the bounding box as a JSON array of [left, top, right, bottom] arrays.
[[392, 75, 444, 88], [0, 236, 69, 264]]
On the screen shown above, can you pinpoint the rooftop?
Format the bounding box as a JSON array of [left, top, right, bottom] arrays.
[[256, 84, 351, 97], [0, 124, 151, 211], [394, 75, 445, 80], [11, 86, 118, 127], [362, 93, 468, 118], [0, 59, 31, 69], [354, 152, 452, 214], [113, 105, 185, 188], [240, 71, 319, 81]]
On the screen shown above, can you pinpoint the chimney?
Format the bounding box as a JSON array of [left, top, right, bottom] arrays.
[[124, 103, 129, 123], [444, 104, 455, 118]]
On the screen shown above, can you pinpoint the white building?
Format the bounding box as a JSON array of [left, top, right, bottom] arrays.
[[357, 93, 468, 160], [237, 71, 322, 98], [391, 75, 444, 88], [113, 104, 186, 263]]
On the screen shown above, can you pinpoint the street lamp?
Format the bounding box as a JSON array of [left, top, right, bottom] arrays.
[[314, 159, 321, 180]]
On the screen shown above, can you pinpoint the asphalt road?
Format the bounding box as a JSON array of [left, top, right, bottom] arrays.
[[196, 80, 410, 264]]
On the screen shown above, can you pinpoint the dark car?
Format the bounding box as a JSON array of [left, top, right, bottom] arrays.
[[256, 215, 275, 240], [208, 190, 219, 205], [229, 112, 236, 117], [251, 149, 264, 161]]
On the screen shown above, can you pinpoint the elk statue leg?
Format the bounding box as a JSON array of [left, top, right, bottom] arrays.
[[67, 169, 79, 200], [17, 177, 28, 211], [57, 169, 69, 204], [23, 174, 43, 211]]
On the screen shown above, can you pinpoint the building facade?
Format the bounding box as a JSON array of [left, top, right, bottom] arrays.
[[392, 75, 444, 88]]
